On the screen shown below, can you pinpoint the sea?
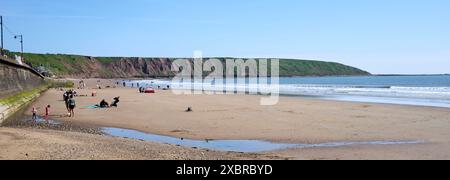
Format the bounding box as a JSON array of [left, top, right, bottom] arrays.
[[128, 75, 450, 108]]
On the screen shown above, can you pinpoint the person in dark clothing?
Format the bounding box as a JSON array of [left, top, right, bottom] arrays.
[[63, 91, 68, 101], [111, 97, 120, 107], [68, 97, 76, 117], [123, 82, 126, 87], [99, 99, 109, 108], [63, 91, 70, 112], [45, 105, 51, 121]]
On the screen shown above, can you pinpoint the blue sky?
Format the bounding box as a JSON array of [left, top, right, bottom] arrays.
[[1, 0, 449, 74]]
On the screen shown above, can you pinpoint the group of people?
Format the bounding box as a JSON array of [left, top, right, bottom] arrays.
[[31, 105, 51, 122], [30, 81, 125, 122], [96, 96, 120, 108], [30, 89, 76, 122], [138, 85, 170, 93], [63, 90, 77, 117]]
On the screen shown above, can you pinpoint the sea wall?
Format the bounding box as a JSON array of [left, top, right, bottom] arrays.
[[0, 56, 46, 124], [0, 56, 45, 98]]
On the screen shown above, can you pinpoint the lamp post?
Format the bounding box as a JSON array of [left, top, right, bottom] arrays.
[[14, 35, 23, 60], [1, 16, 4, 55]]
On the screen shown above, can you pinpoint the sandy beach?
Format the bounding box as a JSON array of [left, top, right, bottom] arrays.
[[2, 78, 450, 160], [0, 127, 274, 160]]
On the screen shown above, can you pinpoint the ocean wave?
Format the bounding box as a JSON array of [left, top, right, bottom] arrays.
[[129, 80, 450, 100]]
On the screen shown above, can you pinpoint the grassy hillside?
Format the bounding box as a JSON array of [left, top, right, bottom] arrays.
[[4, 50, 370, 78], [279, 59, 369, 76]]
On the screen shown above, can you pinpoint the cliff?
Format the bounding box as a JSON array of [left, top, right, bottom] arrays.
[[4, 51, 371, 78]]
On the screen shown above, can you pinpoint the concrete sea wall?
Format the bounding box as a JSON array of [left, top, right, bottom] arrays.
[[0, 56, 45, 98], [0, 56, 46, 124]]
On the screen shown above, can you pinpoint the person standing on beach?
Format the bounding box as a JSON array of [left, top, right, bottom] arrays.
[[68, 97, 76, 117], [63, 91, 70, 113], [79, 80, 85, 89], [31, 106, 38, 120], [63, 91, 68, 103], [63, 91, 67, 100], [45, 105, 51, 122]]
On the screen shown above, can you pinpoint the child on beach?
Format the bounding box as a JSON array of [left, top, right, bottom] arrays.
[[45, 105, 51, 122], [32, 106, 38, 120]]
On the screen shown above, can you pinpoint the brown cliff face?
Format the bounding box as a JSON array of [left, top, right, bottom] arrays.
[[14, 51, 369, 78], [106, 58, 174, 78], [61, 57, 176, 78], [66, 57, 107, 78]]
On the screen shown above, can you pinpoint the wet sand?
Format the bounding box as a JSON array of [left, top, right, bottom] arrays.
[[0, 127, 272, 160], [10, 79, 450, 159]]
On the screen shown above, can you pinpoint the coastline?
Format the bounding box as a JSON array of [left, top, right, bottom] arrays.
[[31, 86, 450, 142], [2, 78, 447, 159], [128, 76, 450, 109], [3, 0, 449, 162], [373, 74, 450, 76]]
